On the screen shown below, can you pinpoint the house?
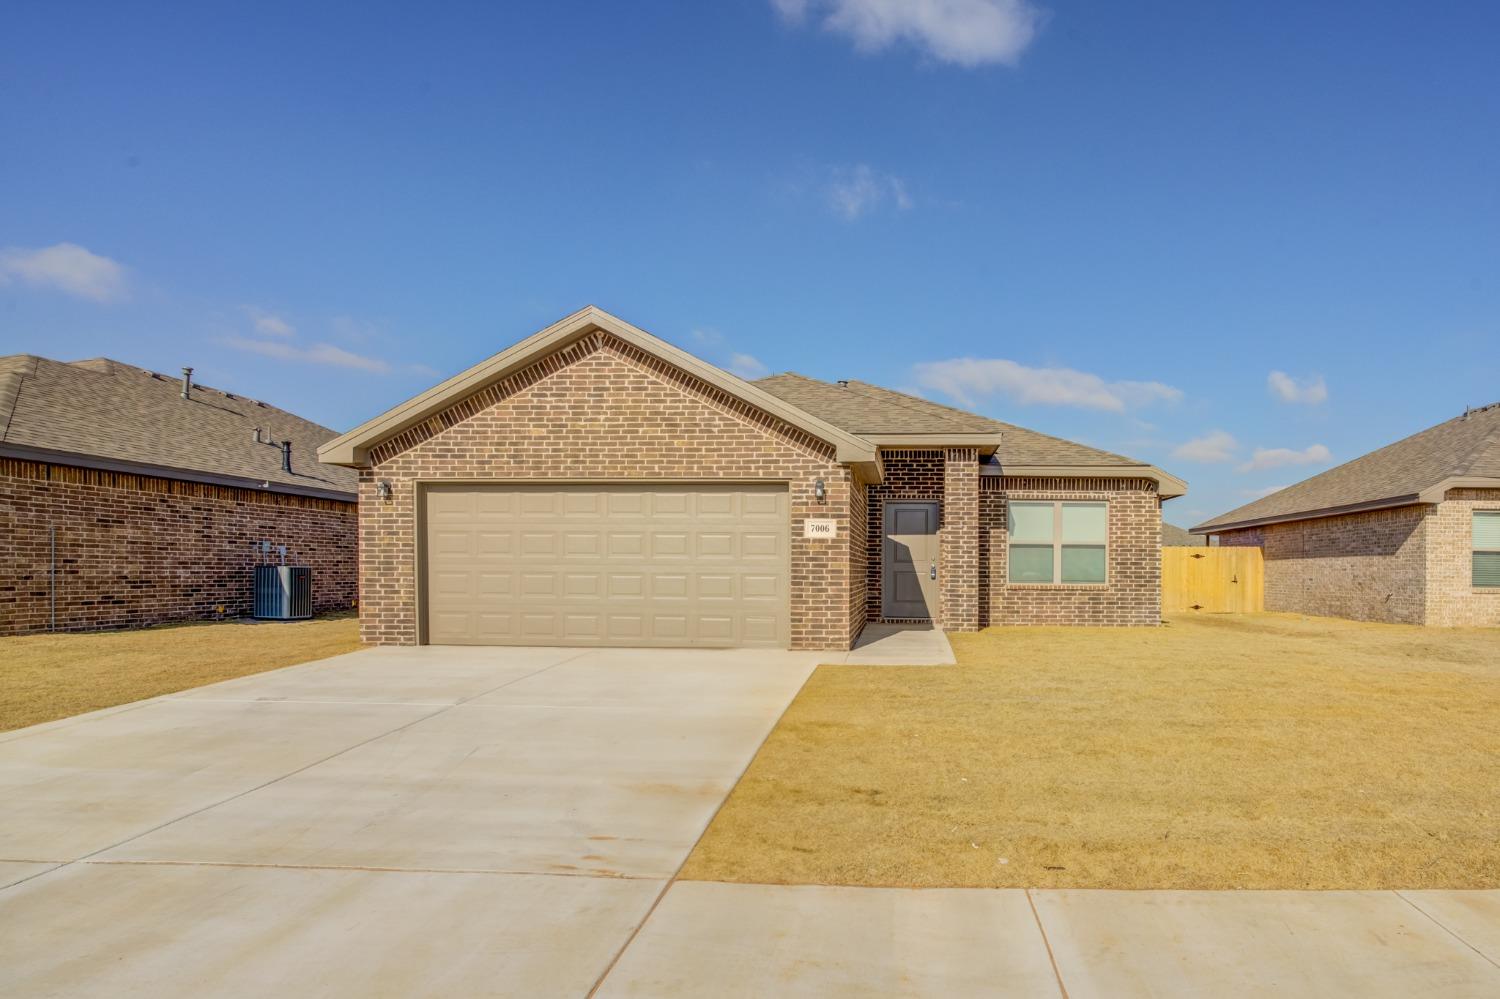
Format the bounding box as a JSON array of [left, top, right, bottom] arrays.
[[0, 356, 358, 635], [1193, 403, 1500, 626], [319, 307, 1185, 649]]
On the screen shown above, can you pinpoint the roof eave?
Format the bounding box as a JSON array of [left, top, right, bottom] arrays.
[[984, 462, 1188, 499], [318, 306, 879, 471], [0, 443, 358, 503], [864, 433, 1004, 455]]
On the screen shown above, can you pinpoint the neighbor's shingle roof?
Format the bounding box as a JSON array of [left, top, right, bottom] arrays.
[[0, 355, 357, 498], [1193, 403, 1500, 533], [754, 372, 1142, 468]]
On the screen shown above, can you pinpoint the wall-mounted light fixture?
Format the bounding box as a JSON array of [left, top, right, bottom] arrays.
[[813, 478, 826, 503], [375, 479, 393, 502]]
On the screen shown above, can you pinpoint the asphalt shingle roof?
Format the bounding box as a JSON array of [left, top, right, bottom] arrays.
[[754, 372, 1144, 468], [0, 355, 356, 498], [1193, 403, 1500, 532]]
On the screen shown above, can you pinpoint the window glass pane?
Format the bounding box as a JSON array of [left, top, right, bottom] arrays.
[[1009, 544, 1055, 583], [1062, 545, 1106, 583], [1474, 512, 1500, 551], [1008, 502, 1054, 544], [1061, 503, 1107, 544], [1475, 551, 1500, 588]]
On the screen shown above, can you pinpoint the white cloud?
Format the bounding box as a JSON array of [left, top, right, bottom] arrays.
[[222, 335, 392, 374], [913, 358, 1181, 412], [1237, 444, 1331, 473], [241, 306, 295, 338], [0, 243, 128, 302], [1171, 430, 1238, 463], [772, 0, 1043, 67], [690, 328, 772, 380], [727, 352, 770, 379], [827, 164, 911, 221], [1267, 370, 1328, 405]]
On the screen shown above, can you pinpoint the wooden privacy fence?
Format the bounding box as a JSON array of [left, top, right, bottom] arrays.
[[1162, 546, 1264, 613]]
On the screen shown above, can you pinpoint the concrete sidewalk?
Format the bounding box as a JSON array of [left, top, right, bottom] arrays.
[[598, 882, 1500, 997]]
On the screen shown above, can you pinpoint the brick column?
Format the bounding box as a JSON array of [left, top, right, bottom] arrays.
[[940, 448, 980, 631]]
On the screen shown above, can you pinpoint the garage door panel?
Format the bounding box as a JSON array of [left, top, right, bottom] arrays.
[[424, 484, 789, 648]]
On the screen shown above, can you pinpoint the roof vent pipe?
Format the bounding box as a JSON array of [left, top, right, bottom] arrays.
[[837, 380, 849, 388], [181, 367, 193, 399], [281, 440, 292, 474]]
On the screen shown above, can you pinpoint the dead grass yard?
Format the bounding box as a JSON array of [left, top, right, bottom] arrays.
[[0, 615, 362, 732], [682, 613, 1500, 890]]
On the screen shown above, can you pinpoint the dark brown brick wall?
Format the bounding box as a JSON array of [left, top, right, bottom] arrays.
[[0, 458, 357, 635], [939, 448, 981, 631], [980, 477, 1162, 626], [865, 450, 945, 619], [359, 333, 860, 650]]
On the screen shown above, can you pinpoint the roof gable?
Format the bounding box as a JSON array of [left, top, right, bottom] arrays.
[[1194, 402, 1500, 533], [318, 307, 879, 471]]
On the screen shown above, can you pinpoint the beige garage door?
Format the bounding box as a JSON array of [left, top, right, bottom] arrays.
[[423, 483, 790, 648]]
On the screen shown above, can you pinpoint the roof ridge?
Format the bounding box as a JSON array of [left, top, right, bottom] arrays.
[[846, 380, 1000, 427]]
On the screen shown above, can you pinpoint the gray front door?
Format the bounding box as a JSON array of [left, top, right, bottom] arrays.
[[882, 502, 940, 620]]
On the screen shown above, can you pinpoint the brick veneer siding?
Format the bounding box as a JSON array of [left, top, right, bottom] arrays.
[[939, 448, 980, 631], [357, 333, 860, 650], [1217, 506, 1429, 624], [865, 450, 945, 620], [980, 477, 1162, 626], [0, 457, 356, 636], [847, 475, 870, 645], [1215, 490, 1500, 627], [1427, 490, 1500, 626]]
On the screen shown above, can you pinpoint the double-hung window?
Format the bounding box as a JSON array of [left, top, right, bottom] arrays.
[[1475, 512, 1500, 588], [1008, 501, 1108, 584]]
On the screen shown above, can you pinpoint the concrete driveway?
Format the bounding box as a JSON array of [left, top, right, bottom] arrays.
[[0, 644, 823, 997]]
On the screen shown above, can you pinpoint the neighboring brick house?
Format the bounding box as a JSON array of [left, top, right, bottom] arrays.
[[0, 356, 358, 635], [321, 307, 1186, 650], [1194, 404, 1500, 626]]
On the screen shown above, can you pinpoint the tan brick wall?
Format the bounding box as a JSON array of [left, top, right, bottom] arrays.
[[980, 477, 1162, 626], [939, 448, 980, 631], [1424, 489, 1500, 627], [358, 333, 859, 650], [0, 458, 356, 635], [1217, 506, 1429, 624]]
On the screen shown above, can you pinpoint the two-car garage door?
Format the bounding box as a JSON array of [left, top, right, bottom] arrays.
[[423, 483, 790, 648]]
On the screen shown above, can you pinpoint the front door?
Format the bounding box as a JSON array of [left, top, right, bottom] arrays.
[[882, 502, 940, 620]]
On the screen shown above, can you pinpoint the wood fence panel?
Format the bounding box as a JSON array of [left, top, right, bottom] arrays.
[[1162, 546, 1264, 613]]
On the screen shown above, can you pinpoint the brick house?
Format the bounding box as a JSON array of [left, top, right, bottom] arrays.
[[1194, 404, 1500, 626], [320, 307, 1185, 650], [0, 356, 358, 635]]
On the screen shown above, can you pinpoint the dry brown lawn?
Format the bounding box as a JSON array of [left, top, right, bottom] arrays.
[[0, 615, 362, 732], [683, 613, 1500, 890]]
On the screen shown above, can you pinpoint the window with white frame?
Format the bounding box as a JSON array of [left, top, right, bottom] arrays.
[[1008, 501, 1108, 584], [1475, 512, 1500, 588]]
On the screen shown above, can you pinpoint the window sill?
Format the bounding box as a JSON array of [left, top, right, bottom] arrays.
[[1004, 583, 1110, 591]]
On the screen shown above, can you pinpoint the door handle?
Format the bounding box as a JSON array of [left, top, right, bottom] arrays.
[[930, 561, 937, 580]]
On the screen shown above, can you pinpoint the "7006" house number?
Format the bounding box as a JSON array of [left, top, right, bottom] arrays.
[[803, 519, 838, 539]]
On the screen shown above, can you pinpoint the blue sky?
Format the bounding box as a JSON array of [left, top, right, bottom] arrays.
[[3, 1, 1496, 527]]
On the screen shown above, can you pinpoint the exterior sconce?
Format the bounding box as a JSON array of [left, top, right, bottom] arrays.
[[375, 479, 393, 502], [813, 478, 826, 503]]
